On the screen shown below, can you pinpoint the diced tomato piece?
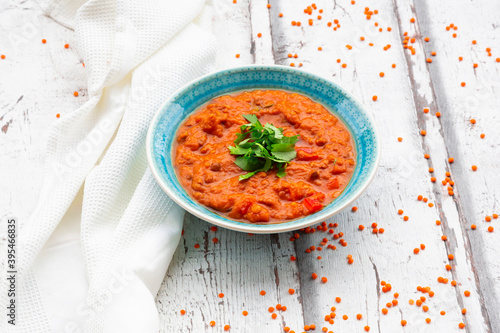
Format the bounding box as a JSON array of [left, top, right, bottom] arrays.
[[239, 201, 253, 215], [296, 148, 319, 161], [327, 178, 340, 190], [303, 198, 323, 213], [297, 147, 313, 153]]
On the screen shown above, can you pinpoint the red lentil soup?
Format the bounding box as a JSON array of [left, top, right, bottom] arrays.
[[173, 90, 355, 223]]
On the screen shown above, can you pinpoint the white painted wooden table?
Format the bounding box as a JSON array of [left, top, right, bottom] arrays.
[[2, 0, 500, 332]]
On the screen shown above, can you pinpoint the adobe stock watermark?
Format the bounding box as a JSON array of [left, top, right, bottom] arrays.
[[63, 267, 137, 333], [5, 12, 44, 52], [49, 59, 172, 178]]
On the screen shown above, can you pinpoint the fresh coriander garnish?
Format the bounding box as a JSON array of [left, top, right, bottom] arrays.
[[228, 114, 299, 181]]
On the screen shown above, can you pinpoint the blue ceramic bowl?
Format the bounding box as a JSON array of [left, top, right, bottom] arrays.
[[146, 65, 380, 233]]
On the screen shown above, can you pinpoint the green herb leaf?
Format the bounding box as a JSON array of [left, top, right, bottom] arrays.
[[271, 150, 297, 162], [276, 164, 287, 178], [243, 114, 259, 124], [234, 156, 264, 171], [229, 145, 251, 155], [239, 171, 258, 181], [229, 115, 299, 180]]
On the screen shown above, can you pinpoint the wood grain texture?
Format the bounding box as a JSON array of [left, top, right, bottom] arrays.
[[1, 0, 499, 332]]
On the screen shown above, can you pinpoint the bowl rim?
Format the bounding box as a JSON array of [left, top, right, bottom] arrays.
[[146, 64, 381, 233]]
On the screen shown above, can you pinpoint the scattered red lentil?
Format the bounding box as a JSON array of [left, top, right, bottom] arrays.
[[260, 290, 266, 296], [224, 324, 230, 331], [488, 226, 494, 232]]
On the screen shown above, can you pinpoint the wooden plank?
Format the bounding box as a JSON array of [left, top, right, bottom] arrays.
[[156, 215, 305, 332], [409, 0, 500, 331]]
